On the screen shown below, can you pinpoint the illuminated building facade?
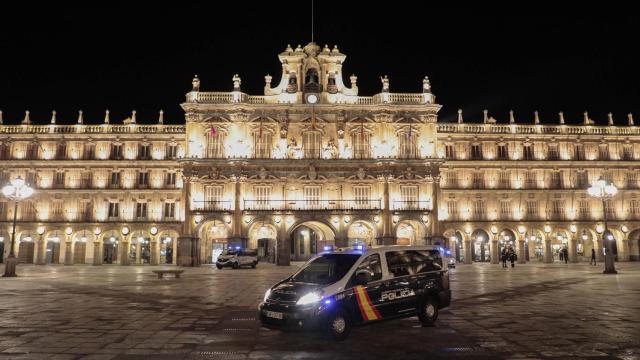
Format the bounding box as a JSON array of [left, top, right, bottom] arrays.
[[2, 42, 640, 266]]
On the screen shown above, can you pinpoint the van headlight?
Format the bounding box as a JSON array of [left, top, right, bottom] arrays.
[[263, 288, 272, 302], [296, 292, 322, 305]]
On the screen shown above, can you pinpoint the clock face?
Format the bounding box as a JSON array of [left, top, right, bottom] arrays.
[[306, 93, 318, 104]]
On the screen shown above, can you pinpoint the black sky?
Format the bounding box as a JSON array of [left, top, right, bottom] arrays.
[[1, 4, 638, 126]]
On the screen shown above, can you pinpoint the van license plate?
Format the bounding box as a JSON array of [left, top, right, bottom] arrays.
[[264, 310, 283, 319]]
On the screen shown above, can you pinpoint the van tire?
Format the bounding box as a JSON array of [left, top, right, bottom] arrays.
[[232, 262, 239, 269], [418, 297, 439, 327], [251, 262, 257, 269], [326, 309, 351, 341], [216, 264, 223, 269]]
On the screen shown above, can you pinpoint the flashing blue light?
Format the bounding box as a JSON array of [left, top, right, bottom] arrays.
[[438, 247, 444, 253], [324, 299, 332, 305], [446, 250, 451, 255], [323, 245, 333, 251], [354, 244, 364, 251], [235, 246, 241, 250]]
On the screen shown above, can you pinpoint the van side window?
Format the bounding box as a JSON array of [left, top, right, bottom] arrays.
[[385, 250, 443, 278], [355, 254, 383, 282]]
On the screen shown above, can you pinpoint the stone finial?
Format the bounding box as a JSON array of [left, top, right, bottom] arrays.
[[380, 75, 390, 92], [285, 44, 293, 52], [332, 45, 339, 53], [483, 109, 489, 124], [131, 110, 137, 124], [559, 111, 565, 125], [607, 112, 614, 126], [509, 110, 515, 124], [158, 110, 164, 124], [422, 76, 431, 93], [583, 111, 589, 125], [22, 110, 31, 125], [104, 110, 110, 124], [232, 74, 241, 91], [534, 111, 540, 124], [295, 44, 303, 52], [457, 109, 463, 124], [0, 110, 3, 124], [628, 113, 634, 126], [51, 110, 57, 124], [192, 75, 200, 92], [350, 74, 358, 87], [264, 74, 272, 86], [323, 44, 330, 53], [77, 110, 84, 124]]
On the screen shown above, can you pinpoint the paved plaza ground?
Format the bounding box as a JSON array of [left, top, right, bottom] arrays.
[[0, 261, 639, 360]]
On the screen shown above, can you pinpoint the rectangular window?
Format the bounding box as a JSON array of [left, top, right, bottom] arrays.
[[351, 132, 371, 159], [83, 143, 95, 160], [304, 131, 323, 159], [352, 185, 371, 208], [206, 132, 225, 158], [165, 172, 176, 186], [137, 172, 149, 187], [110, 172, 120, 188], [55, 143, 67, 160], [108, 202, 119, 218], [604, 200, 615, 219], [445, 144, 455, 159], [500, 201, 512, 219], [81, 172, 92, 188], [548, 145, 559, 160], [599, 145, 609, 160], [138, 144, 151, 160], [110, 144, 122, 160], [499, 171, 509, 188], [136, 202, 147, 219], [254, 186, 271, 209], [205, 185, 225, 210], [626, 172, 638, 189], [472, 172, 484, 189], [630, 200, 640, 218], [304, 186, 321, 208], [623, 145, 633, 161], [552, 200, 565, 219], [447, 201, 458, 218], [55, 171, 65, 187], [163, 202, 175, 218], [527, 201, 538, 218], [400, 185, 419, 210], [385, 250, 442, 277], [474, 200, 485, 219], [579, 200, 590, 219], [497, 144, 508, 160], [575, 144, 585, 160], [526, 171, 536, 189], [551, 172, 561, 188], [523, 144, 534, 160], [0, 202, 6, 220], [253, 131, 272, 158], [577, 171, 589, 188], [166, 144, 178, 159], [51, 201, 64, 220], [398, 131, 419, 159], [470, 144, 483, 160]]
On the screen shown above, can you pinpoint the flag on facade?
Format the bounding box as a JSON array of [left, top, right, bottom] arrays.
[[210, 126, 217, 137]]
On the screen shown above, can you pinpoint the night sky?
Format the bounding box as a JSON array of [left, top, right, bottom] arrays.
[[1, 4, 638, 126]]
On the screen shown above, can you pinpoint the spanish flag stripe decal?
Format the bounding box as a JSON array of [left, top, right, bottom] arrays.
[[354, 286, 382, 321]]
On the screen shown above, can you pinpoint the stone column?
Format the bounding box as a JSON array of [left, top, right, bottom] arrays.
[[490, 239, 499, 264], [376, 175, 396, 245], [276, 221, 290, 266], [430, 175, 441, 236], [135, 241, 141, 265], [228, 176, 247, 247], [64, 237, 73, 265], [150, 238, 159, 265], [543, 238, 553, 263], [528, 240, 536, 261], [568, 235, 578, 263], [120, 241, 130, 265], [92, 242, 102, 265], [464, 239, 472, 264], [619, 238, 630, 262], [517, 237, 526, 264], [36, 236, 46, 265]]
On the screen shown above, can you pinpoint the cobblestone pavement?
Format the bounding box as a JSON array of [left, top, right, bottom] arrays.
[[0, 261, 639, 360]]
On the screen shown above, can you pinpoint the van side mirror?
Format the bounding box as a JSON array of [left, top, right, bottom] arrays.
[[355, 269, 372, 286]]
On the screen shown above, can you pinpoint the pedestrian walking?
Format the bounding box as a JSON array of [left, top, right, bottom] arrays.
[[563, 248, 569, 264], [501, 248, 508, 268], [559, 250, 564, 262], [508, 246, 517, 268], [590, 248, 597, 265]]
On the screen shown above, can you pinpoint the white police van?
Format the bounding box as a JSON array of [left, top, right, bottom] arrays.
[[216, 248, 258, 269], [259, 245, 451, 340]]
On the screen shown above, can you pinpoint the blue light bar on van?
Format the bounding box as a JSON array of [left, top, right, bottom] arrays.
[[354, 244, 364, 251], [235, 246, 241, 250]]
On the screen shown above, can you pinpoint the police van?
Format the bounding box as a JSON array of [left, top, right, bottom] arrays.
[[259, 245, 451, 340]]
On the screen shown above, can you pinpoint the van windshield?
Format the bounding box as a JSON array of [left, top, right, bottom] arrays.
[[290, 254, 361, 285]]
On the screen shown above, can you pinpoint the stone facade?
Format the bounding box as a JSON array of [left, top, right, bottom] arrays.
[[2, 42, 640, 266]]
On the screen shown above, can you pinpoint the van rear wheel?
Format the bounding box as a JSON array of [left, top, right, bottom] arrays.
[[326, 309, 351, 341], [232, 262, 239, 269], [418, 298, 439, 327]]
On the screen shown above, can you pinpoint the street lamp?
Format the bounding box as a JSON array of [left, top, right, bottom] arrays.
[[588, 176, 618, 274], [2, 176, 34, 277]]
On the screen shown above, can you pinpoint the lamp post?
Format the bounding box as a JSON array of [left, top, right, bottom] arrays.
[[588, 177, 618, 274], [2, 176, 34, 277]]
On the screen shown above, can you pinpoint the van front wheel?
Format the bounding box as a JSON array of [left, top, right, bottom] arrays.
[[326, 309, 351, 341], [418, 298, 439, 327]]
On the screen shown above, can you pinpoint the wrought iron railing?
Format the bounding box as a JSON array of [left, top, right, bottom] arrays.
[[192, 201, 232, 211], [243, 199, 381, 211], [392, 201, 431, 211]]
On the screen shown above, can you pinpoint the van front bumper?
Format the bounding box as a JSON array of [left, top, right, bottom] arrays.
[[258, 302, 324, 330]]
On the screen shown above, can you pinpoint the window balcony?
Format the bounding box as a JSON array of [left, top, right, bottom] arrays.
[[192, 201, 232, 212], [243, 199, 382, 211], [392, 201, 431, 211]]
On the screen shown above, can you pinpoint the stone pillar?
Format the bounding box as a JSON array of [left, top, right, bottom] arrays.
[[36, 236, 46, 265], [120, 241, 130, 265], [135, 241, 141, 265], [619, 238, 630, 262], [64, 238, 73, 265], [464, 239, 472, 264], [276, 221, 290, 266], [528, 240, 536, 261], [430, 175, 441, 236], [543, 238, 553, 263], [376, 175, 396, 245], [517, 238, 526, 264], [182, 179, 192, 236], [178, 236, 200, 266], [490, 239, 499, 264], [228, 176, 248, 247], [150, 239, 159, 265], [92, 242, 102, 265], [568, 235, 578, 263]]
